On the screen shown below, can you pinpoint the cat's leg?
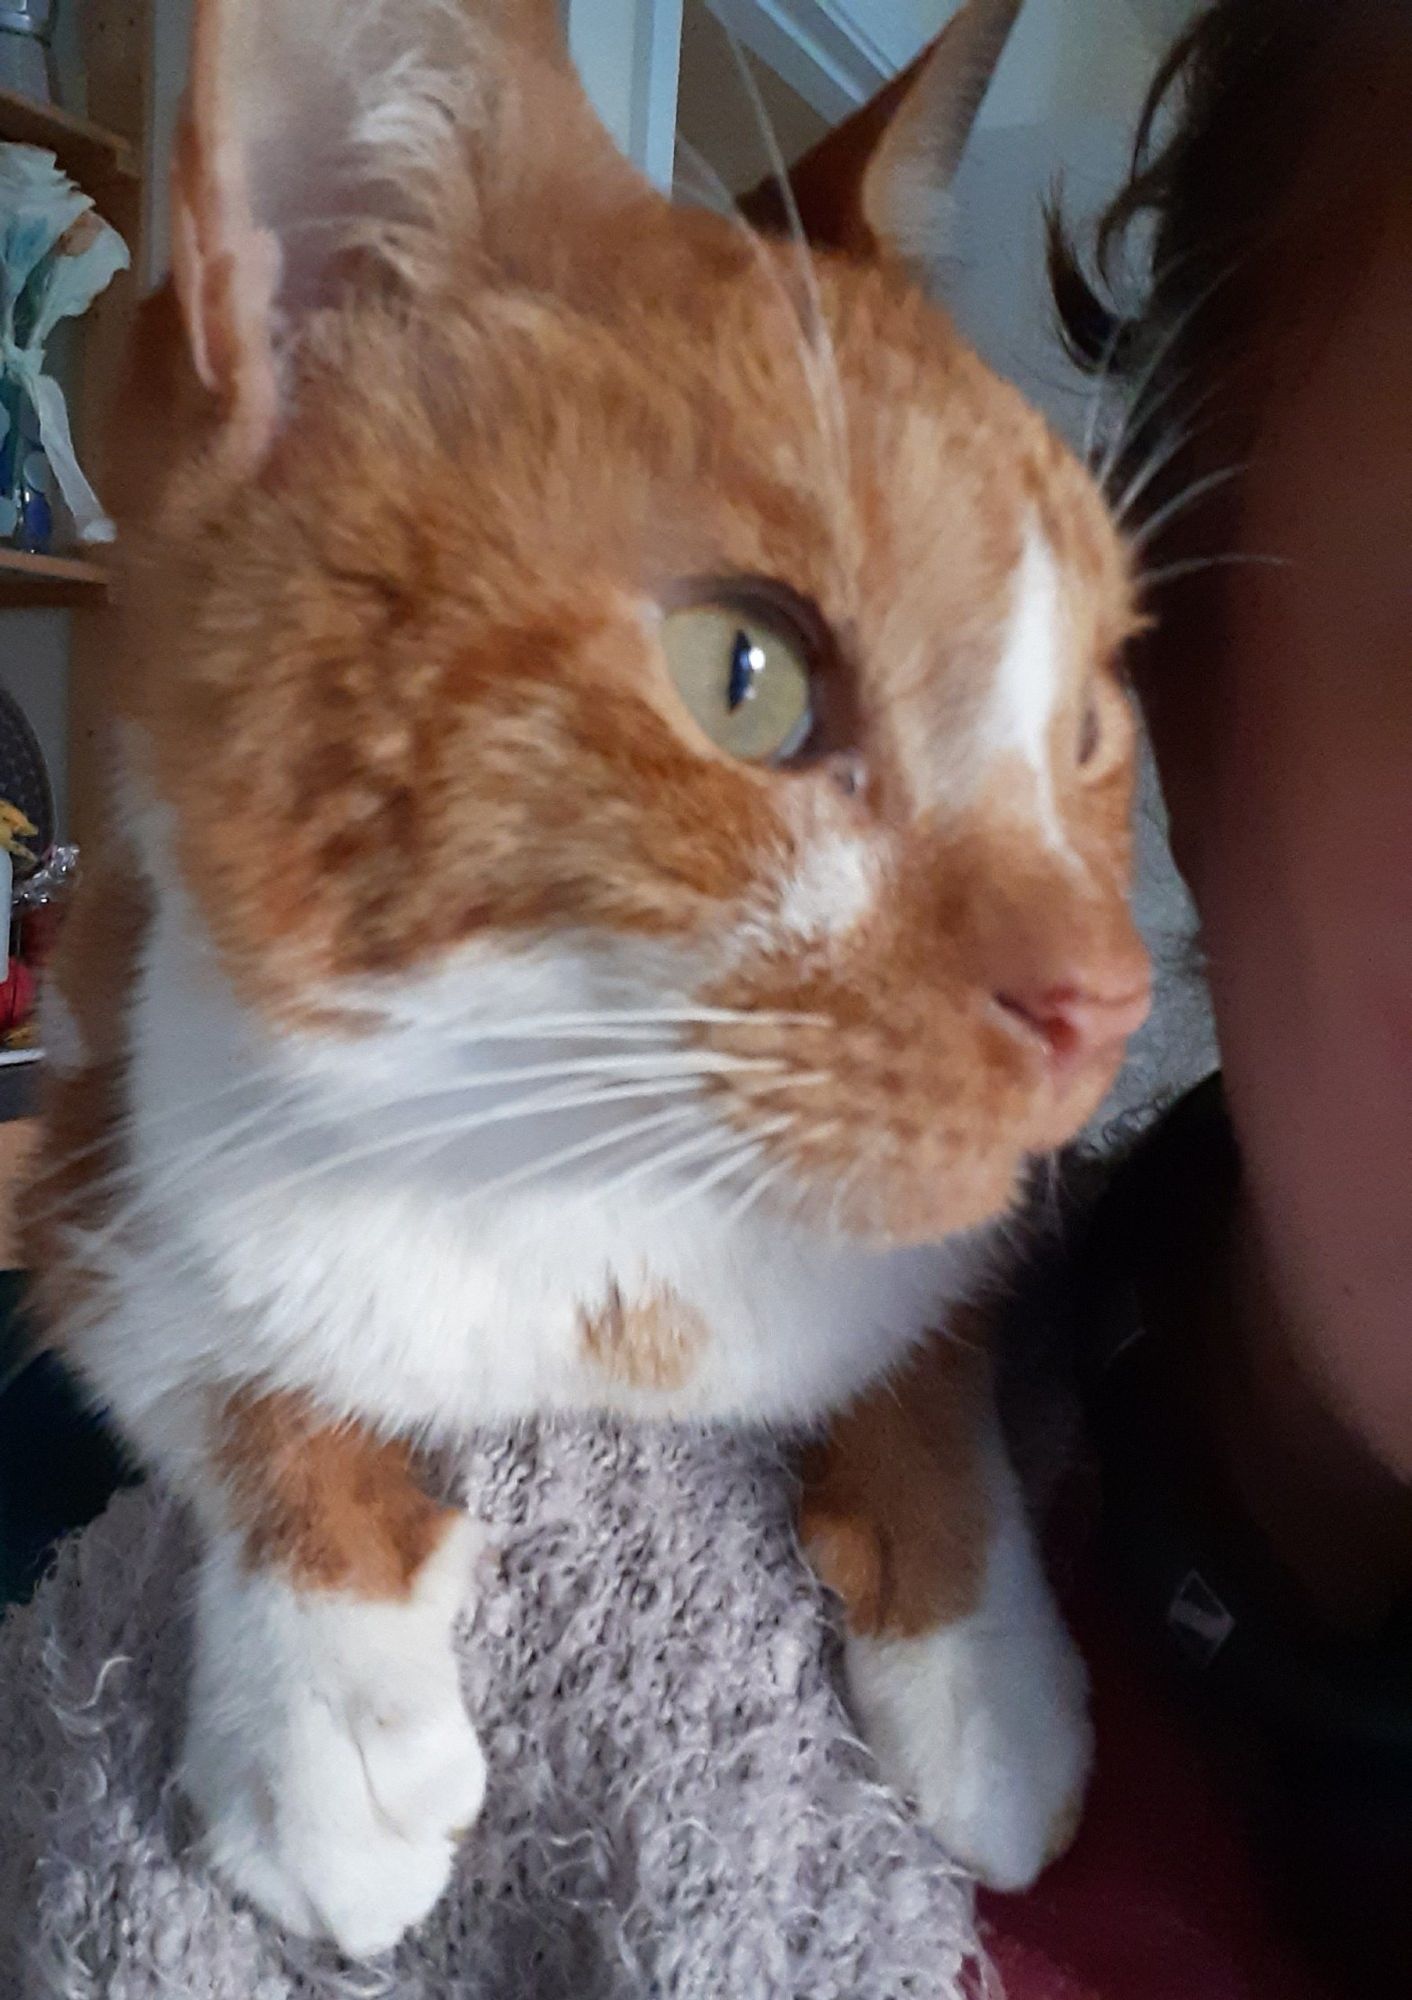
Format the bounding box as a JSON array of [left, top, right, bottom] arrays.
[[180, 1389, 486, 1955], [800, 1331, 1090, 1891], [28, 869, 481, 1951]]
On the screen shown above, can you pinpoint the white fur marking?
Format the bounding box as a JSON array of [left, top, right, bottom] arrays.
[[777, 830, 882, 946], [987, 527, 1071, 852], [182, 1515, 485, 1956], [843, 1445, 1091, 1891]]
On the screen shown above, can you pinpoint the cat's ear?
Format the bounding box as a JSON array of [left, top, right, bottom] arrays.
[[859, 0, 1022, 264], [172, 0, 479, 458], [746, 0, 1022, 268], [171, 0, 617, 463]]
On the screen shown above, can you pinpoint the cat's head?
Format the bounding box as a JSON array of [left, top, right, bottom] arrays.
[[127, 0, 1148, 1246]]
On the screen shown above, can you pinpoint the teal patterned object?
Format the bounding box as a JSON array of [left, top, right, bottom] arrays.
[[0, 370, 52, 549], [0, 142, 129, 547]]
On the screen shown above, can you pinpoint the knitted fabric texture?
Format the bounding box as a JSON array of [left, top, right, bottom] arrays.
[[0, 1418, 978, 2000]]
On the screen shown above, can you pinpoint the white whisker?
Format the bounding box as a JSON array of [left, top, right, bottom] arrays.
[[57, 1095, 721, 1309], [645, 1127, 780, 1221], [1140, 550, 1289, 591], [1101, 350, 1197, 490], [28, 1081, 312, 1234], [728, 1065, 832, 1095], [420, 1005, 824, 1032], [430, 1051, 784, 1086], [713, 29, 856, 588], [470, 1100, 705, 1200], [88, 1072, 719, 1248], [721, 30, 834, 389], [593, 1120, 730, 1201], [598, 1116, 774, 1212], [31, 1006, 817, 1201], [1132, 461, 1246, 553], [235, 1074, 718, 1212], [677, 140, 852, 551], [1113, 384, 1218, 524], [33, 1067, 299, 1186], [1098, 262, 1236, 489], [41, 1060, 714, 1239], [722, 1148, 800, 1228], [1081, 308, 1130, 464]]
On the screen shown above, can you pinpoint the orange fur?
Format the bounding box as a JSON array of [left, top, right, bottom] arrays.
[[801, 1323, 993, 1635], [580, 1282, 709, 1393], [217, 1388, 458, 1596], [25, 848, 150, 1326]]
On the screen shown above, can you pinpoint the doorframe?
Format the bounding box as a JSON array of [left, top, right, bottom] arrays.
[[563, 0, 686, 187], [562, 0, 903, 185], [702, 0, 890, 122]]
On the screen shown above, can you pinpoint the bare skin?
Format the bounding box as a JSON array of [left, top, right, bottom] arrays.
[[1143, 75, 1412, 1621]]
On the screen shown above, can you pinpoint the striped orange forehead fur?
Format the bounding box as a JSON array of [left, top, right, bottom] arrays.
[[107, 4, 1146, 1245]]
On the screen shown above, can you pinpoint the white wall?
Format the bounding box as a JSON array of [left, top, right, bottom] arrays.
[[675, 0, 828, 200], [925, 0, 1200, 441], [148, 0, 193, 286], [565, 0, 685, 186]]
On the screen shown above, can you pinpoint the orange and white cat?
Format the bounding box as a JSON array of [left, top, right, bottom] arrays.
[[32, 0, 1149, 1956]]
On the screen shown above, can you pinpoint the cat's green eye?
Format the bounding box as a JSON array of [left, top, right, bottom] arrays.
[[660, 601, 813, 764]]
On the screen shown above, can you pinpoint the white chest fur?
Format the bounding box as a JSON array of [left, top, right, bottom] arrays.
[[107, 869, 976, 1441]]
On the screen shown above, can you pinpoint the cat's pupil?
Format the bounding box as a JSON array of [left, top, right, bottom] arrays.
[[728, 630, 764, 712]]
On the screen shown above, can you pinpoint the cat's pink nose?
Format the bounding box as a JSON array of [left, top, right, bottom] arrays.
[[996, 976, 1151, 1065]]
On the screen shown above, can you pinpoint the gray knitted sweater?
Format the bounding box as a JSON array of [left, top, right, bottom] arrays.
[[0, 1419, 978, 1999]]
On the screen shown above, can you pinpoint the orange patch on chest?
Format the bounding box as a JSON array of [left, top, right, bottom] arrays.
[[579, 1281, 709, 1393]]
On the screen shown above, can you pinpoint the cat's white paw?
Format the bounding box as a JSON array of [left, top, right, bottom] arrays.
[[845, 1533, 1091, 1891], [183, 1517, 485, 1955]]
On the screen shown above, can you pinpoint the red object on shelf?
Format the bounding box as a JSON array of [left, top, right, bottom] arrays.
[[0, 958, 37, 1039], [19, 901, 63, 971]]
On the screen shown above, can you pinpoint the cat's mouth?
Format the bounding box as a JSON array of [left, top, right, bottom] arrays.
[[689, 970, 1144, 1246]]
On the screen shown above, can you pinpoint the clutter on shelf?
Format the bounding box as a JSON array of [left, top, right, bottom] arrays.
[[0, 139, 128, 551], [0, 683, 65, 1054], [0, 3, 56, 106]]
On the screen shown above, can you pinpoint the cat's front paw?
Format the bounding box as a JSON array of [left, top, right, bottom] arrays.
[[183, 1517, 485, 1955], [845, 1576, 1092, 1891]]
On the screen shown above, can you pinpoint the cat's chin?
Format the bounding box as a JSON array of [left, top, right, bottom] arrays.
[[1027, 1054, 1130, 1154], [804, 1159, 1026, 1250]]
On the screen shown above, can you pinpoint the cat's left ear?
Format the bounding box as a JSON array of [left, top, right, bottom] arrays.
[[744, 0, 1022, 269], [172, 0, 642, 466]]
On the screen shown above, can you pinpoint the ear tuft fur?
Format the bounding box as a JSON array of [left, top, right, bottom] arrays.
[[748, 0, 1022, 273], [861, 0, 1024, 268], [171, 0, 630, 463]]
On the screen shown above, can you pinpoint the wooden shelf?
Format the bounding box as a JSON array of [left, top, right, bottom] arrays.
[[0, 547, 108, 606], [0, 86, 139, 189]]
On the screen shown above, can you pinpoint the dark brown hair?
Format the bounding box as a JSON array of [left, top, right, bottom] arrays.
[[1048, 1, 1412, 517]]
